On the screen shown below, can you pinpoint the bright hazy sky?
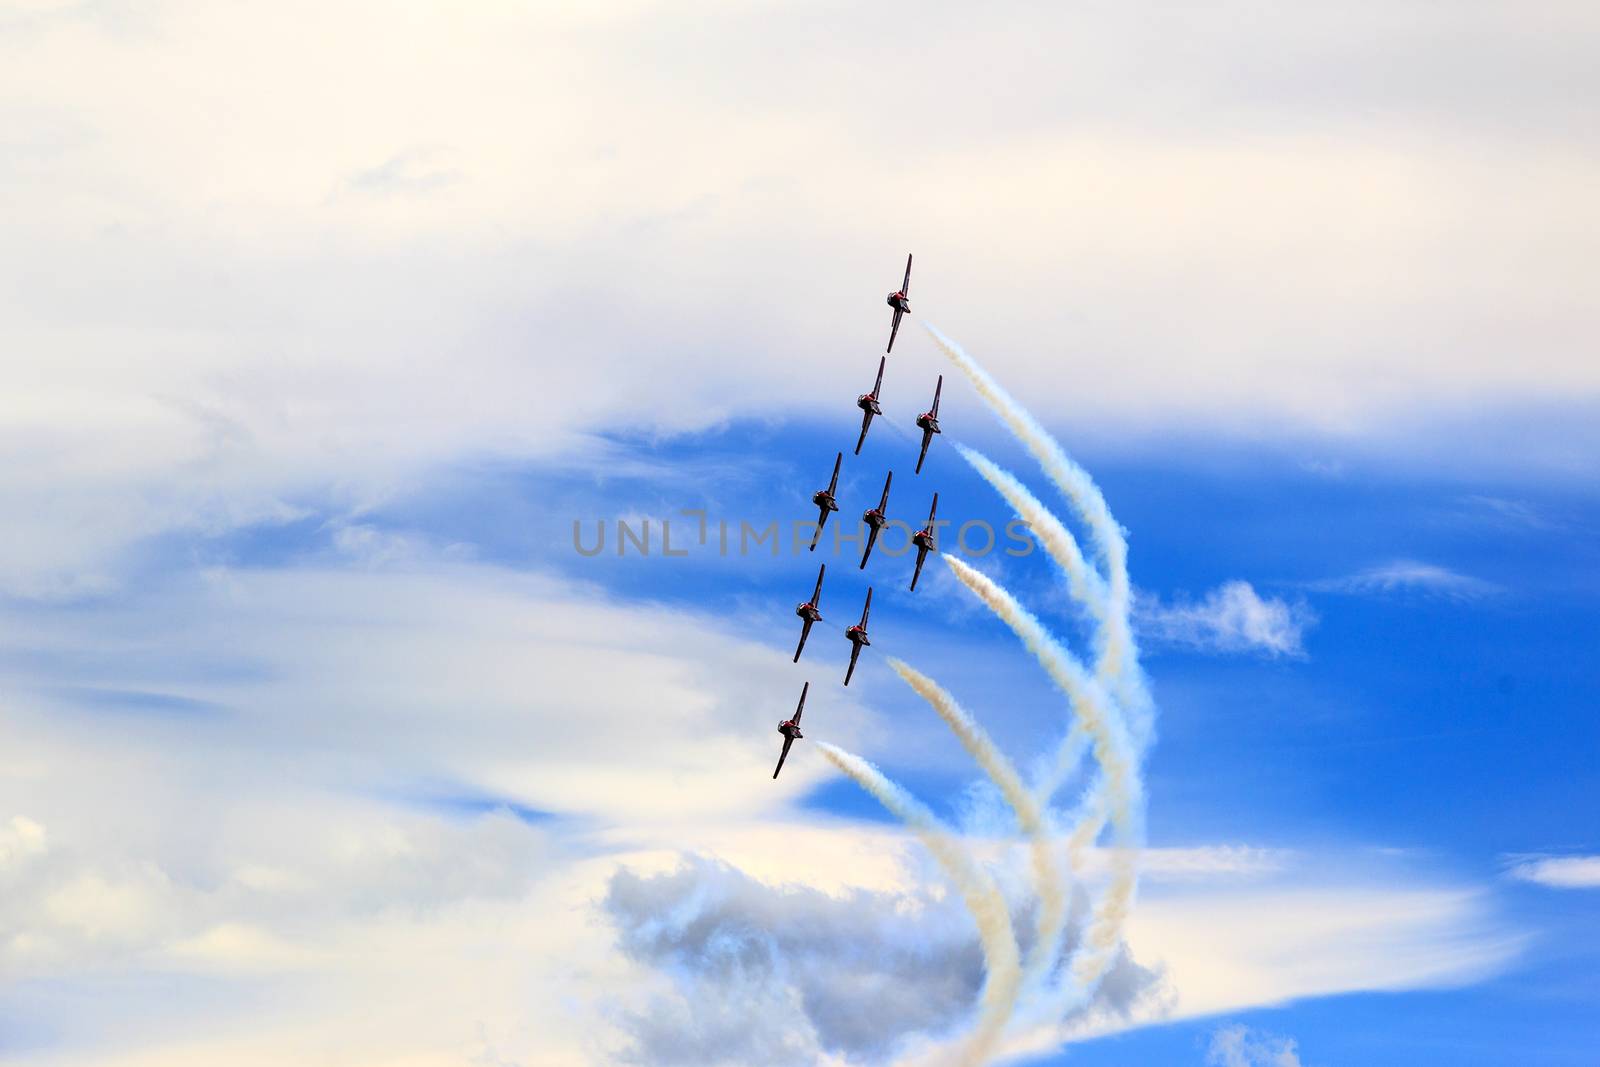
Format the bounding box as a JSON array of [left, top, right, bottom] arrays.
[[2, 3, 1597, 1065]]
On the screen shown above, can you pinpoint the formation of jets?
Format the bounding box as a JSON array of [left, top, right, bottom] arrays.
[[772, 254, 948, 779]]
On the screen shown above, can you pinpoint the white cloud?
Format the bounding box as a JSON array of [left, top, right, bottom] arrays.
[[1, 1, 1598, 593], [1207, 1024, 1304, 1067], [1136, 582, 1315, 657], [1310, 560, 1501, 600], [0, 548, 1526, 1064], [0, 4, 1573, 1059], [1506, 855, 1600, 889]]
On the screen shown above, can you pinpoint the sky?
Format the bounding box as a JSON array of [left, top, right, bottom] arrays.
[[2, 2, 1598, 1064]]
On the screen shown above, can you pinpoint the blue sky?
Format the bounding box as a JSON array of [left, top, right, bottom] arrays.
[[2, 3, 1599, 1065], [521, 400, 1600, 1064]]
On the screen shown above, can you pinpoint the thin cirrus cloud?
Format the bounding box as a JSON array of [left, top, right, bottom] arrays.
[[1307, 560, 1502, 600], [1505, 855, 1600, 889], [1135, 581, 1315, 658]]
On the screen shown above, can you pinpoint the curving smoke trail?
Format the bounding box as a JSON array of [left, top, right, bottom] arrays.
[[887, 658, 1069, 999], [927, 324, 1158, 1024], [942, 554, 1141, 821], [810, 327, 1154, 1061], [954, 443, 1108, 622], [941, 551, 1143, 1015], [816, 743, 1022, 1066], [925, 323, 1152, 744]]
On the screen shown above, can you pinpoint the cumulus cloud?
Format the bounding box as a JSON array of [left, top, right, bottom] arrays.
[[1505, 855, 1600, 889], [1308, 560, 1501, 600], [1136, 582, 1314, 657], [1207, 1024, 1304, 1067], [602, 855, 1162, 1066]]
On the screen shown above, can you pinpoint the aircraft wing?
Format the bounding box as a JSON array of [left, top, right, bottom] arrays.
[[902, 253, 913, 296], [873, 355, 885, 395], [844, 643, 862, 686], [928, 492, 938, 524], [855, 409, 874, 455], [932, 374, 941, 416], [887, 308, 903, 353], [773, 735, 795, 779], [812, 563, 826, 605], [861, 586, 873, 627], [794, 682, 808, 722], [878, 470, 892, 510], [915, 428, 932, 474], [828, 452, 842, 494], [860, 525, 879, 569], [794, 618, 813, 662], [911, 547, 927, 591]]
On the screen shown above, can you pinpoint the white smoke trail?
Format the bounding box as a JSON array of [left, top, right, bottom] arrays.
[[954, 443, 1108, 621], [816, 743, 1022, 1066], [926, 323, 1155, 983], [925, 323, 1152, 744], [952, 443, 1128, 800], [887, 658, 1069, 999], [942, 552, 1144, 1012], [942, 554, 1140, 817]]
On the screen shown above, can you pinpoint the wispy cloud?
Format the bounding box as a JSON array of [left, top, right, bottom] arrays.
[[1505, 854, 1600, 889], [1136, 582, 1315, 658], [1458, 495, 1560, 532], [1308, 560, 1501, 601], [1207, 1024, 1305, 1067], [345, 149, 462, 196]]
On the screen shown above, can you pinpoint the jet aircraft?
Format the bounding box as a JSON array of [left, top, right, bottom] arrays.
[[910, 493, 938, 591], [885, 253, 912, 353], [843, 588, 872, 686], [809, 452, 843, 551], [855, 356, 886, 455], [793, 563, 825, 662], [914, 375, 942, 474], [772, 682, 807, 779], [859, 470, 892, 569]]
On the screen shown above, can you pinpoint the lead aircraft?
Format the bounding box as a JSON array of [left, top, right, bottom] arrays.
[[885, 254, 912, 353]]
